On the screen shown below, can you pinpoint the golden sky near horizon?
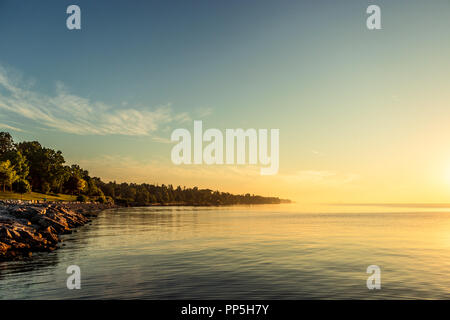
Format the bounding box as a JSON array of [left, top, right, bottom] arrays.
[[2, 1, 450, 204]]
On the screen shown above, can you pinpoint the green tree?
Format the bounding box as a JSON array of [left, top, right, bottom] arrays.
[[123, 187, 137, 202], [0, 160, 18, 191], [64, 175, 87, 195], [148, 194, 157, 204], [14, 179, 31, 195], [4, 150, 30, 180], [86, 178, 101, 196], [42, 182, 51, 194], [136, 189, 150, 204], [17, 141, 66, 192], [0, 132, 15, 156]]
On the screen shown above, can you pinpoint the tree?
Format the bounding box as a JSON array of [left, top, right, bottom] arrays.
[[3, 150, 29, 180], [17, 141, 66, 192], [136, 189, 150, 204], [64, 175, 87, 195], [16, 141, 44, 190], [14, 179, 31, 195], [148, 194, 157, 204], [100, 181, 115, 198], [86, 178, 101, 196], [42, 182, 51, 194], [0, 132, 15, 156], [0, 160, 18, 191], [123, 187, 137, 202]]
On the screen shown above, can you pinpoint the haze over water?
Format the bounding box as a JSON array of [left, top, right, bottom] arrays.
[[1, 204, 450, 299]]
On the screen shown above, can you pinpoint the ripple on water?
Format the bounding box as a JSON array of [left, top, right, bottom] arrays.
[[1, 206, 450, 299]]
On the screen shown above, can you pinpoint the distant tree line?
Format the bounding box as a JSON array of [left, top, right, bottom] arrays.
[[0, 132, 289, 206]]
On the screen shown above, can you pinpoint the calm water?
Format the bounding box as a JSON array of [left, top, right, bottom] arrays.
[[1, 204, 450, 299]]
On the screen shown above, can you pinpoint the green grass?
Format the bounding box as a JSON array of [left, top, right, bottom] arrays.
[[0, 191, 77, 202]]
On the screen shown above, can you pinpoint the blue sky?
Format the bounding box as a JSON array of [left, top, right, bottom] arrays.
[[1, 1, 450, 202]]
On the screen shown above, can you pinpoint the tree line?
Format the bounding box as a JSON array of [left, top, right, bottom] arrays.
[[0, 132, 289, 206]]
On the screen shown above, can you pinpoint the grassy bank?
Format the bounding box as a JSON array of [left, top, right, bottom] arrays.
[[0, 191, 77, 202]]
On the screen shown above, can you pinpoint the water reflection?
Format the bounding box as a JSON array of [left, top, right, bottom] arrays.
[[1, 205, 450, 299]]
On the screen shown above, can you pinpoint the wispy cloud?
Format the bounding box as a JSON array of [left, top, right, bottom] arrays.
[[195, 107, 213, 118], [151, 136, 174, 144], [0, 66, 192, 136], [0, 123, 25, 132]]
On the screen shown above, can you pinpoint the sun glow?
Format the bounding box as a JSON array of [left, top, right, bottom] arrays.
[[445, 166, 450, 185]]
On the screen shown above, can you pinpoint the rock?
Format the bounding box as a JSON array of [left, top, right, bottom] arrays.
[[0, 227, 12, 239], [0, 242, 11, 253], [41, 226, 59, 243], [0, 202, 113, 261]]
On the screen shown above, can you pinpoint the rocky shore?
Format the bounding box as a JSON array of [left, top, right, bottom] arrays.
[[0, 201, 115, 261]]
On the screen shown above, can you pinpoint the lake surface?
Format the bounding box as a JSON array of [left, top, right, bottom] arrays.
[[1, 204, 450, 299]]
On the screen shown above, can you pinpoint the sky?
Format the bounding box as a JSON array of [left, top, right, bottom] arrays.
[[1, 0, 450, 203]]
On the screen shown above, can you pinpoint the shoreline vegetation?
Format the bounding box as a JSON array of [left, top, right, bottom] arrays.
[[0, 132, 290, 206]]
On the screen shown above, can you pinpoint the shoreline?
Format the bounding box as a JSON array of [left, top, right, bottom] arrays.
[[0, 200, 116, 261], [120, 202, 291, 207]]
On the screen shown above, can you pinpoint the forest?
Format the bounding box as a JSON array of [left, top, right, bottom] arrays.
[[0, 132, 289, 206]]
